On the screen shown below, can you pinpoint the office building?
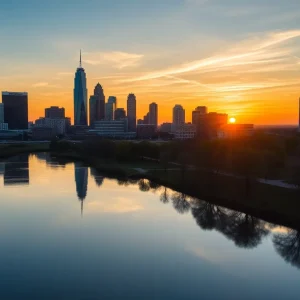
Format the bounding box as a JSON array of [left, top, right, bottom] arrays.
[[0, 103, 4, 123], [32, 127, 55, 140], [89, 95, 98, 127], [137, 119, 144, 125], [137, 124, 157, 139], [108, 96, 117, 109], [143, 112, 149, 125], [192, 106, 207, 125], [35, 117, 68, 135], [92, 119, 129, 137], [172, 105, 185, 132], [114, 108, 126, 120], [160, 122, 172, 133], [127, 93, 136, 132], [0, 123, 8, 130], [91, 83, 105, 123], [2, 92, 28, 129], [149, 102, 158, 128], [45, 106, 65, 119], [105, 102, 116, 121], [174, 124, 196, 140], [74, 51, 88, 125]]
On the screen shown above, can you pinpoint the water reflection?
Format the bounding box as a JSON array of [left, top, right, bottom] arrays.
[[2, 153, 300, 273], [75, 163, 88, 216], [3, 154, 29, 186]]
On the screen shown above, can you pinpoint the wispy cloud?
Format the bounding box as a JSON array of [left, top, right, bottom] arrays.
[[32, 82, 49, 87], [83, 51, 144, 69], [125, 30, 300, 82]]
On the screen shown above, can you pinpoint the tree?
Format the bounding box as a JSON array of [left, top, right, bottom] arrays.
[[222, 212, 269, 248], [171, 192, 190, 214], [138, 179, 150, 192], [273, 230, 300, 269], [160, 187, 169, 204]]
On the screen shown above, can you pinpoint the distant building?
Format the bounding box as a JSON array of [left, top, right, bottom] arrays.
[[174, 124, 196, 140], [32, 127, 55, 141], [89, 83, 105, 126], [2, 92, 28, 129], [4, 154, 29, 186], [192, 106, 207, 125], [136, 124, 157, 139], [74, 51, 88, 125], [137, 119, 144, 125], [105, 102, 116, 121], [35, 117, 68, 135], [143, 112, 149, 125], [149, 102, 158, 128], [45, 106, 65, 119], [114, 108, 126, 120], [172, 105, 185, 132], [108, 96, 117, 109], [204, 112, 228, 138], [218, 124, 254, 139], [0, 123, 8, 130], [127, 93, 136, 132], [0, 130, 25, 141], [92, 119, 130, 138], [0, 103, 4, 123], [160, 122, 172, 133]]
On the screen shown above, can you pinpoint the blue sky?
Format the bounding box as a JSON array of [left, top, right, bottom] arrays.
[[0, 0, 300, 124]]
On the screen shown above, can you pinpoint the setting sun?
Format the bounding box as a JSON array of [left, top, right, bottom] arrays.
[[229, 117, 236, 124]]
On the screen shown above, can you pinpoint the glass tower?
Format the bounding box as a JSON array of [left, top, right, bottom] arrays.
[[74, 51, 88, 125]]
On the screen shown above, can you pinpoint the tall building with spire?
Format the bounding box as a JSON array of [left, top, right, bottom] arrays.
[[74, 50, 88, 125], [89, 83, 105, 127], [75, 163, 88, 217]]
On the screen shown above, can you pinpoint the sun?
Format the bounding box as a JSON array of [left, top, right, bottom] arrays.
[[229, 117, 236, 124]]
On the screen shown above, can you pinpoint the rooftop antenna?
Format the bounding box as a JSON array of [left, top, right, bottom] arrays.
[[80, 49, 82, 68]]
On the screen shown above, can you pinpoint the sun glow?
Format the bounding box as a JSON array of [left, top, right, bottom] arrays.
[[229, 117, 236, 124]]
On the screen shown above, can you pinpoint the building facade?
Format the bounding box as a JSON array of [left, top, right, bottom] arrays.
[[218, 124, 254, 139], [0, 123, 9, 130], [0, 103, 4, 123], [74, 51, 88, 126], [108, 96, 117, 109], [136, 124, 157, 139], [160, 122, 172, 133], [2, 92, 28, 130], [174, 124, 196, 140], [92, 119, 129, 137], [35, 117, 68, 135], [105, 102, 116, 121], [149, 102, 158, 128], [94, 83, 105, 121], [45, 106, 65, 119], [192, 106, 207, 125], [127, 93, 136, 132], [114, 108, 126, 120], [172, 105, 185, 132]]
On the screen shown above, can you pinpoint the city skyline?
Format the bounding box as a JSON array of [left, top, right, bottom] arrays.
[[0, 0, 300, 125]]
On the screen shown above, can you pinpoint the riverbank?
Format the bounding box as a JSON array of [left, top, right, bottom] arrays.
[[0, 142, 50, 158], [51, 150, 300, 231]]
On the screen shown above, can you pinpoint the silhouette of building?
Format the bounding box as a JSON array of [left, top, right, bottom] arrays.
[[0, 103, 4, 123], [160, 122, 172, 133], [149, 102, 158, 128], [172, 105, 185, 132], [105, 102, 116, 121], [89, 83, 105, 127], [4, 154, 29, 185], [108, 96, 117, 109], [74, 51, 88, 126], [2, 92, 28, 129], [0, 123, 8, 130], [218, 124, 254, 139], [32, 127, 55, 140], [143, 112, 149, 124], [127, 93, 136, 132], [34, 117, 69, 135], [174, 124, 196, 140], [192, 106, 207, 125], [92, 119, 129, 137], [114, 108, 126, 120], [75, 163, 88, 216], [137, 124, 157, 139], [45, 106, 65, 119]]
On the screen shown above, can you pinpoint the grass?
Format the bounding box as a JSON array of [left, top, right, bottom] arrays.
[[0, 142, 50, 158]]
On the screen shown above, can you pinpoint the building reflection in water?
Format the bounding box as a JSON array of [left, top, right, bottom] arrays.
[[75, 163, 88, 216], [3, 154, 29, 186]]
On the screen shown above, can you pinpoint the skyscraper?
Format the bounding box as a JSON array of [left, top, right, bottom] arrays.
[[192, 106, 207, 125], [108, 96, 117, 109], [0, 103, 4, 123], [45, 106, 65, 119], [172, 105, 185, 131], [74, 51, 88, 126], [75, 163, 88, 216], [149, 102, 158, 128], [2, 92, 28, 129], [105, 102, 116, 120], [127, 93, 136, 132], [94, 83, 105, 120]]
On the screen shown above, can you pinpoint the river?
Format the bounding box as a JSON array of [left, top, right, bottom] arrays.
[[0, 153, 299, 299]]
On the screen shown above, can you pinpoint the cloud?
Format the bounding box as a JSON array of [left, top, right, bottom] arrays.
[[32, 82, 49, 87], [124, 30, 300, 82], [83, 51, 144, 69]]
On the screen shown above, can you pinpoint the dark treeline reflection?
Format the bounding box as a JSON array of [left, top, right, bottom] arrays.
[[31, 154, 300, 270]]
